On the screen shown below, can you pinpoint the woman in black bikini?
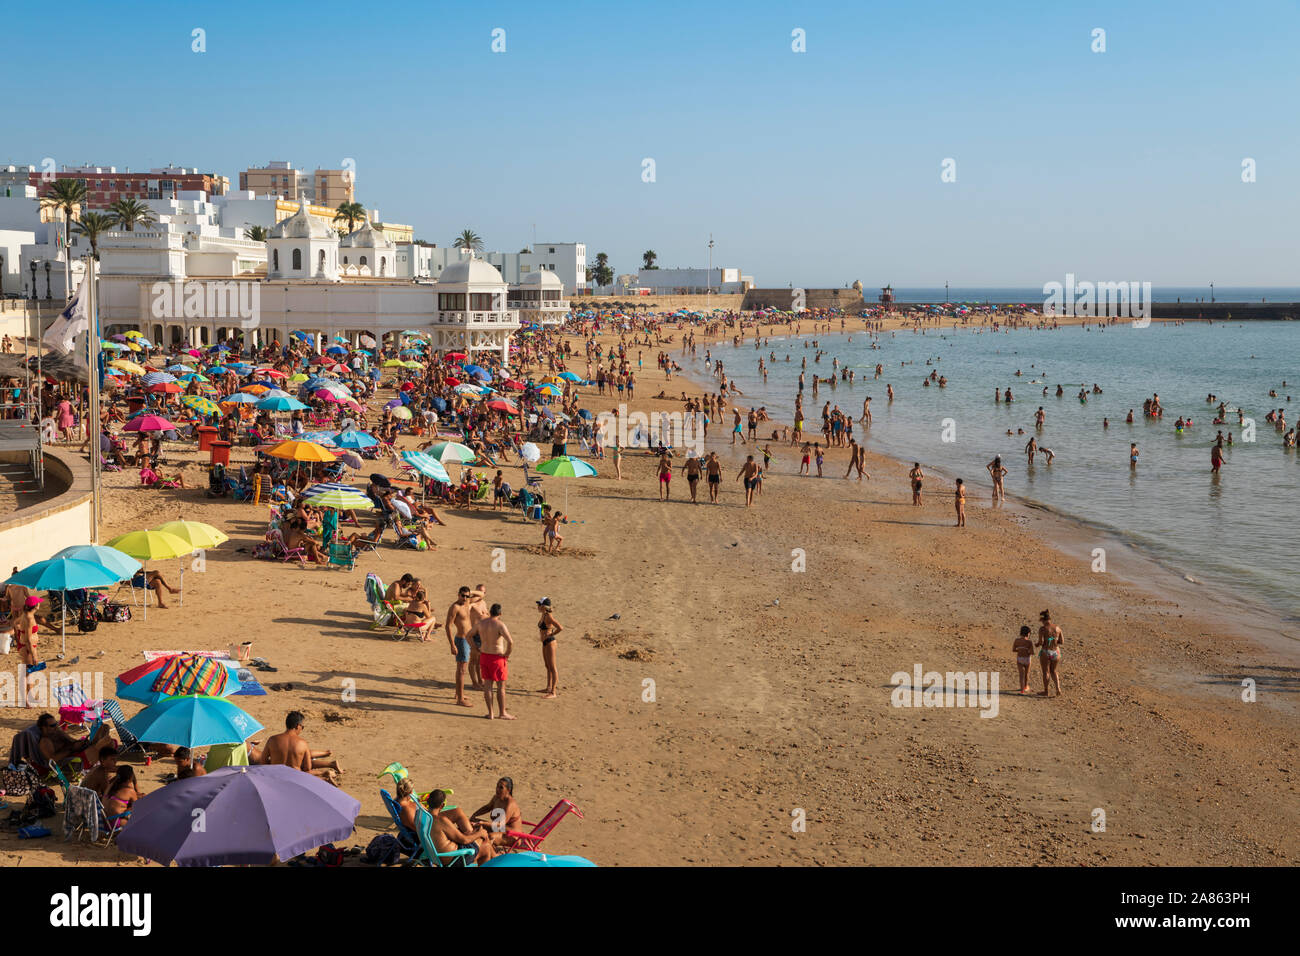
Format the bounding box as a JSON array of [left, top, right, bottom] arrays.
[[536, 598, 563, 699]]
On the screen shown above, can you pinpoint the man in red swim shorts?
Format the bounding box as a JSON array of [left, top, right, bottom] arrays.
[[468, 603, 515, 719]]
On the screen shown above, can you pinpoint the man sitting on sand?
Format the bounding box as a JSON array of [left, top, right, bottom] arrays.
[[424, 789, 496, 864], [260, 711, 343, 785]]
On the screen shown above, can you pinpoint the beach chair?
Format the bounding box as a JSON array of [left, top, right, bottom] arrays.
[[101, 698, 145, 759], [265, 527, 307, 566], [389, 514, 428, 552], [327, 541, 356, 571], [502, 799, 584, 853], [414, 807, 476, 868], [364, 573, 402, 630], [380, 788, 420, 857], [63, 785, 128, 847]]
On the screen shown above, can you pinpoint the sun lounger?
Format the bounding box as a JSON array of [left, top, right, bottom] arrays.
[[502, 799, 584, 853]]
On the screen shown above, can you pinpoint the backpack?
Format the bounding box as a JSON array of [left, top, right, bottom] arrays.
[[363, 833, 404, 866], [29, 787, 58, 818], [77, 604, 99, 633], [102, 603, 132, 623], [315, 843, 345, 867]]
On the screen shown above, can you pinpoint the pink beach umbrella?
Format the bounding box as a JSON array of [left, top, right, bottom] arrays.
[[124, 415, 175, 433]]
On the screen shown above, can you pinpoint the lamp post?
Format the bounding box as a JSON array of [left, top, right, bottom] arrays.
[[706, 235, 714, 312], [44, 261, 52, 300], [1210, 282, 1214, 304], [945, 281, 949, 305], [30, 261, 37, 300]]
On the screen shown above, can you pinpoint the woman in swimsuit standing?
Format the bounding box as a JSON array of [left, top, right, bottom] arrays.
[[1036, 609, 1064, 697], [536, 597, 562, 699], [986, 455, 1008, 504], [11, 596, 43, 704], [909, 463, 925, 506]]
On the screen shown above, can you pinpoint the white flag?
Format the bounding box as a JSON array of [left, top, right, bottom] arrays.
[[42, 273, 90, 356]]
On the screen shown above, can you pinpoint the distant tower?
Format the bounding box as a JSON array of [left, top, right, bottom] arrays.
[[879, 284, 895, 308]]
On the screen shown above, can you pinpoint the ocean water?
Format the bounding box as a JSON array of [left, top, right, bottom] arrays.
[[691, 321, 1300, 627], [870, 287, 1300, 304]]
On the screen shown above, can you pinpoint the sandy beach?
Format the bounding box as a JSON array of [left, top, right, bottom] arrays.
[[3, 316, 1296, 868]]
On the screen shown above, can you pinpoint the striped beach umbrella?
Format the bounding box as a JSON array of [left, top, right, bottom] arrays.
[[182, 396, 220, 416]]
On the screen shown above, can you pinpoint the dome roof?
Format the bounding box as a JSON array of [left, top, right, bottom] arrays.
[[269, 200, 335, 240], [518, 269, 564, 289], [437, 256, 505, 286], [339, 220, 394, 249]]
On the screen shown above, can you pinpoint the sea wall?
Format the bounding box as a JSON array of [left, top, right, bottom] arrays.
[[0, 447, 92, 570]]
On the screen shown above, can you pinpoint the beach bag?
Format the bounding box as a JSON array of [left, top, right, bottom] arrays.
[[77, 604, 98, 633], [29, 787, 57, 818], [315, 843, 345, 867], [364, 834, 404, 866], [102, 603, 132, 623]]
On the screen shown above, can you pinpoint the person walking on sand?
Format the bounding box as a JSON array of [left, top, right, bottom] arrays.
[[705, 451, 722, 504], [731, 407, 746, 445], [657, 450, 673, 500], [909, 462, 924, 506], [954, 478, 966, 527], [1036, 609, 1063, 697], [612, 441, 623, 480], [469, 604, 515, 719], [738, 455, 760, 507], [799, 441, 811, 476], [681, 453, 702, 503], [536, 597, 562, 699], [1013, 625, 1035, 694], [987, 455, 1008, 503]]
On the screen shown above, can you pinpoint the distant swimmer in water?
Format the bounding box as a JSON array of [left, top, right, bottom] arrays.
[[1126, 409, 1134, 424], [1130, 443, 1139, 469], [1024, 436, 1038, 464], [1039, 447, 1055, 465]]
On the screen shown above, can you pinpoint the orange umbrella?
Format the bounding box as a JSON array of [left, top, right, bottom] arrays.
[[265, 440, 337, 463]]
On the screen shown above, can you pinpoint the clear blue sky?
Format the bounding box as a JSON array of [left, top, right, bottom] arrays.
[[8, 0, 1298, 287]]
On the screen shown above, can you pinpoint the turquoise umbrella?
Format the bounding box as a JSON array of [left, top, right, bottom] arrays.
[[122, 695, 264, 749], [5, 555, 131, 654]]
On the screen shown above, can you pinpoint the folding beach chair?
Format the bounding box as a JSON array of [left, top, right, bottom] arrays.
[[364, 573, 402, 630], [265, 527, 307, 566], [414, 807, 476, 868], [503, 799, 584, 853], [380, 788, 420, 858], [327, 541, 355, 571], [101, 698, 145, 759], [63, 785, 128, 847]]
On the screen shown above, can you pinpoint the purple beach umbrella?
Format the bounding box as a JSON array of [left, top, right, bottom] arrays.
[[115, 765, 361, 866]]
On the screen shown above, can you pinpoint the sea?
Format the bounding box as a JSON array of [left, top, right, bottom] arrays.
[[862, 287, 1300, 305], [686, 319, 1300, 637]]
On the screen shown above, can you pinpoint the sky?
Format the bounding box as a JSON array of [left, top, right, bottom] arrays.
[[6, 0, 1298, 288]]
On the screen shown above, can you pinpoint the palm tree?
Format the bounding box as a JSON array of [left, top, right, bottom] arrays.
[[41, 179, 87, 300], [591, 252, 613, 288], [244, 225, 268, 242], [73, 212, 116, 260], [454, 229, 484, 254], [642, 249, 658, 270], [333, 201, 368, 234], [108, 197, 156, 232]]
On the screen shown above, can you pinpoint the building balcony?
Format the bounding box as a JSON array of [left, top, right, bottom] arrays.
[[432, 310, 520, 327]]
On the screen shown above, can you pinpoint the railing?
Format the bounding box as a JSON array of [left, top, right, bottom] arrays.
[[433, 310, 521, 326]]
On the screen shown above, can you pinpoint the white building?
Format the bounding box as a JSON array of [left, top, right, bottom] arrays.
[[486, 241, 587, 291], [636, 267, 750, 294], [338, 220, 397, 278], [508, 269, 569, 326]]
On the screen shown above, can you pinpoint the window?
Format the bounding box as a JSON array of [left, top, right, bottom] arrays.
[[292, 248, 302, 270], [439, 293, 466, 311], [360, 255, 367, 267], [318, 249, 326, 272], [549, 247, 555, 254], [273, 249, 279, 271], [469, 292, 494, 311], [380, 257, 387, 276], [343, 255, 349, 264]]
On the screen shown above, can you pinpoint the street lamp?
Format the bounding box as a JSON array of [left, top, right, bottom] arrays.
[[30, 261, 37, 300], [706, 235, 714, 311], [44, 261, 52, 300], [945, 281, 949, 304], [1210, 282, 1214, 304]]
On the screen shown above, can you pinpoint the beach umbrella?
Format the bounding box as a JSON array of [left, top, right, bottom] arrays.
[[179, 373, 209, 383], [486, 398, 519, 414], [480, 852, 596, 868], [536, 455, 597, 512], [148, 381, 181, 394], [390, 406, 412, 420], [288, 373, 310, 384], [519, 442, 541, 463], [400, 450, 450, 483], [123, 414, 174, 433], [266, 440, 337, 463], [122, 694, 263, 750], [153, 520, 229, 606], [165, 364, 191, 373], [382, 359, 405, 368], [101, 342, 128, 352], [242, 384, 270, 395], [445, 351, 466, 360], [110, 359, 146, 375], [220, 393, 259, 405], [106, 528, 194, 621], [536, 383, 562, 397], [117, 764, 362, 866], [49, 544, 141, 580], [259, 388, 290, 399], [5, 556, 129, 655], [116, 653, 237, 705], [305, 490, 375, 511], [257, 395, 308, 412], [331, 430, 378, 449], [182, 396, 220, 416], [425, 441, 475, 463], [558, 372, 583, 382], [142, 372, 176, 385], [301, 481, 359, 499]]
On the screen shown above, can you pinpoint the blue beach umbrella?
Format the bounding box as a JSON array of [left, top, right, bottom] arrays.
[[257, 396, 308, 412], [122, 695, 264, 749], [5, 555, 131, 653], [331, 430, 379, 449]]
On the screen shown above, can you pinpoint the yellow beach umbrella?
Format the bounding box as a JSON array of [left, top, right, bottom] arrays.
[[152, 520, 229, 606], [124, 330, 143, 339], [266, 440, 337, 463], [110, 360, 146, 375], [106, 529, 194, 620]]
